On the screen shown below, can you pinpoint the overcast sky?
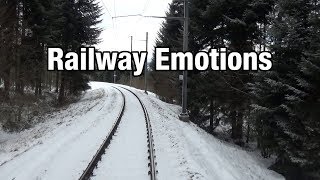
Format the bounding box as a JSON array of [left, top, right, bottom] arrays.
[[97, 0, 172, 60]]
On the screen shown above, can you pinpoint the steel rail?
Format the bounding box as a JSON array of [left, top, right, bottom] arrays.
[[79, 87, 125, 180], [119, 87, 157, 180]]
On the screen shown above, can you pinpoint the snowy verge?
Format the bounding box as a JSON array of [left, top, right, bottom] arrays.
[[0, 83, 123, 180], [116, 84, 284, 180], [0, 88, 105, 164]]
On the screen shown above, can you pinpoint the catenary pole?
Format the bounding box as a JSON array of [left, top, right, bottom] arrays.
[[130, 36, 133, 86], [179, 0, 189, 122], [112, 0, 190, 121], [145, 32, 148, 94]]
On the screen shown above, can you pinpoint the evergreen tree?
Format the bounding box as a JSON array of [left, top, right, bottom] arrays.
[[188, 0, 274, 144], [153, 0, 274, 144], [0, 0, 19, 99], [0, 0, 102, 102], [22, 0, 54, 95], [250, 0, 320, 177], [150, 1, 184, 101], [56, 0, 102, 102]]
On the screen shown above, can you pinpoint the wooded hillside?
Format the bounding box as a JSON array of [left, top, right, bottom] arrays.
[[0, 0, 101, 101], [0, 0, 101, 130], [152, 0, 320, 179]]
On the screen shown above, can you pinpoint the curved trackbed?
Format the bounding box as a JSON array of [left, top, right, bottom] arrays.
[[120, 87, 157, 180], [79, 87, 126, 180], [79, 86, 157, 180]]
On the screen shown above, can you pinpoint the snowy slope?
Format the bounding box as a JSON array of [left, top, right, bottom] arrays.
[[118, 84, 284, 180], [0, 82, 284, 180], [0, 83, 123, 180]]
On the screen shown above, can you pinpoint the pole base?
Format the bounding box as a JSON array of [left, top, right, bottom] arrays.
[[179, 113, 189, 122]]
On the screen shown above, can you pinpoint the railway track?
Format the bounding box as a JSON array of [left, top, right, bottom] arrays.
[[79, 86, 157, 180], [121, 87, 157, 180]]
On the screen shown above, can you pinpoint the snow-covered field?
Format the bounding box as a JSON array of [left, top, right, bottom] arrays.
[[0, 83, 123, 180], [0, 82, 284, 180]]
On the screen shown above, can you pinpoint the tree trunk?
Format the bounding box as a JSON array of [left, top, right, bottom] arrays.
[[246, 122, 250, 143], [231, 110, 244, 145], [3, 68, 10, 100], [38, 74, 42, 95], [55, 71, 59, 93], [34, 72, 41, 96], [231, 110, 237, 139], [215, 116, 220, 127], [209, 99, 214, 132], [237, 111, 243, 137], [58, 72, 66, 104], [49, 72, 52, 91]]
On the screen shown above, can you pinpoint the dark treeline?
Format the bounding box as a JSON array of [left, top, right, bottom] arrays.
[[152, 0, 320, 179], [0, 0, 101, 103]]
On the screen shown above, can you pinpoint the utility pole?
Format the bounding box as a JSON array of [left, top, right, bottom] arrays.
[[137, 32, 149, 93], [130, 36, 133, 86], [112, 1, 190, 122], [144, 32, 148, 94], [179, 0, 190, 122]]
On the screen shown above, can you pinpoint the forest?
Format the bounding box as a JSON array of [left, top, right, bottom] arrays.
[[151, 0, 320, 179], [0, 0, 319, 179], [0, 0, 101, 128]]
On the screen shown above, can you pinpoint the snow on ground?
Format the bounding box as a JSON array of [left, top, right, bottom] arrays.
[[0, 82, 284, 180], [118, 84, 284, 180], [0, 82, 123, 180], [92, 88, 149, 180]]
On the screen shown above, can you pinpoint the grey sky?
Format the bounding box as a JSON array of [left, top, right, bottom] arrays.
[[97, 0, 172, 61]]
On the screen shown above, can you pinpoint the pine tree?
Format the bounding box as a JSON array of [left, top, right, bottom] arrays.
[[150, 1, 184, 101], [22, 0, 54, 96], [250, 0, 320, 177], [280, 0, 320, 174], [56, 0, 102, 103], [0, 0, 19, 99], [0, 0, 101, 102], [152, 0, 274, 144], [187, 0, 274, 144]]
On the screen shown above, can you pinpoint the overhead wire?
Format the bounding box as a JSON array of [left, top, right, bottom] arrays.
[[113, 0, 117, 26], [128, 0, 152, 37], [142, 0, 151, 15], [99, 0, 115, 31], [98, 0, 117, 51], [112, 0, 118, 50], [101, 0, 168, 51], [99, 0, 113, 18]]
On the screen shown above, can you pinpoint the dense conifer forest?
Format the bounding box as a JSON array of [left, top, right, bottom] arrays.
[[1, 0, 319, 179], [151, 0, 320, 179], [0, 0, 101, 101], [0, 0, 101, 130]]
